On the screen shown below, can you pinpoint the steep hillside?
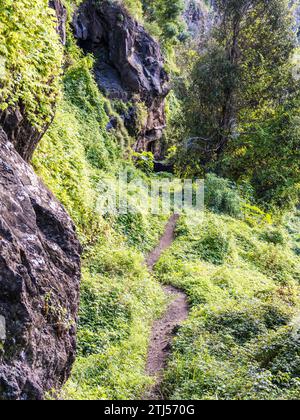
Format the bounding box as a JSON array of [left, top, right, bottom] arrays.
[[0, 0, 170, 399], [0, 0, 299, 401], [157, 209, 300, 400]]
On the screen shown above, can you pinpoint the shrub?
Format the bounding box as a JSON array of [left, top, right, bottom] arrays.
[[175, 217, 190, 238], [205, 303, 291, 345], [253, 328, 300, 377], [192, 219, 231, 265], [63, 58, 121, 169], [133, 151, 154, 175], [259, 227, 288, 246], [115, 212, 166, 252], [245, 243, 300, 285], [204, 174, 242, 218]]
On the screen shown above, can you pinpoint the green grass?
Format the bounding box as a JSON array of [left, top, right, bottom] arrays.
[[25, 0, 300, 401], [154, 211, 300, 400], [63, 248, 166, 400], [32, 39, 169, 399]]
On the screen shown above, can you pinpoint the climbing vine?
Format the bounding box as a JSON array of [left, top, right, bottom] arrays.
[[0, 0, 63, 129]]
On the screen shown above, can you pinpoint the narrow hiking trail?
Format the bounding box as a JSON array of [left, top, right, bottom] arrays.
[[145, 214, 189, 400]]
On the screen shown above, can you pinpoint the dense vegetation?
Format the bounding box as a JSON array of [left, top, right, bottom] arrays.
[[0, 0, 63, 128], [157, 205, 300, 399], [1, 0, 300, 400], [173, 0, 300, 210], [32, 8, 169, 398]]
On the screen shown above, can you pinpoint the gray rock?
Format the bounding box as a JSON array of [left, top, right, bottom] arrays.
[[49, 0, 67, 45], [73, 0, 170, 156], [0, 106, 49, 163], [0, 128, 81, 400], [183, 0, 215, 46]]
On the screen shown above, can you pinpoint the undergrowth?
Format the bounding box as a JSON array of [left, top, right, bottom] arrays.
[[155, 209, 300, 400], [12, 0, 300, 401], [33, 21, 168, 399]]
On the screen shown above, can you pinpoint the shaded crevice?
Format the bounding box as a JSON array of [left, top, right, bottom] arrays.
[[31, 199, 74, 258]]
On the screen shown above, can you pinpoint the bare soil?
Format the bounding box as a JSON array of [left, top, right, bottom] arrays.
[[146, 214, 180, 271], [145, 214, 189, 400]]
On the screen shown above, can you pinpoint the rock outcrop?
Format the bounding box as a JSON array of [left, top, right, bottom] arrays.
[[49, 0, 67, 45], [184, 0, 214, 45], [0, 128, 81, 400], [0, 106, 47, 163], [73, 0, 170, 156], [0, 0, 81, 400]]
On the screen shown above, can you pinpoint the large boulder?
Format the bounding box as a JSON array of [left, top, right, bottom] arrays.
[[73, 0, 170, 156], [0, 128, 81, 400]]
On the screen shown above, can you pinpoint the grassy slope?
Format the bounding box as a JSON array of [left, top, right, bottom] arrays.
[[155, 209, 300, 400], [10, 0, 298, 401], [33, 38, 300, 402], [32, 46, 169, 399]]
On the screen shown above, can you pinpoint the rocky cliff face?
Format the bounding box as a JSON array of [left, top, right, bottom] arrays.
[[49, 0, 67, 45], [0, 0, 81, 400], [0, 128, 81, 400], [73, 0, 170, 155], [0, 107, 47, 164], [184, 0, 214, 45]]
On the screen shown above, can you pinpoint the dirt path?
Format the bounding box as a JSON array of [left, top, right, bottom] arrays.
[[145, 214, 189, 400]]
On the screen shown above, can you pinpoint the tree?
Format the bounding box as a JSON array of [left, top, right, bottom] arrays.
[[142, 0, 185, 43], [181, 0, 300, 208]]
